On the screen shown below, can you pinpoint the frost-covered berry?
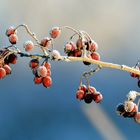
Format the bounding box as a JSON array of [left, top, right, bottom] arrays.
[[40, 37, 51, 48], [64, 42, 76, 53], [37, 66, 47, 77], [88, 86, 96, 94], [78, 85, 87, 93], [90, 41, 98, 52], [6, 26, 16, 37], [9, 34, 18, 44], [3, 64, 12, 75], [23, 40, 34, 52], [0, 67, 6, 79], [124, 101, 136, 112], [50, 27, 61, 39], [64, 43, 72, 53], [52, 50, 62, 60], [93, 92, 103, 103], [76, 90, 85, 100], [126, 91, 137, 101]]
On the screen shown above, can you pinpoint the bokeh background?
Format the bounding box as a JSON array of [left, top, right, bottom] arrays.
[[0, 0, 140, 140]]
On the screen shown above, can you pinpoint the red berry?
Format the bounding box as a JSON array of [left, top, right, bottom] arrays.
[[134, 112, 140, 123], [37, 66, 47, 77], [0, 67, 6, 79], [90, 41, 98, 52], [50, 27, 61, 39], [34, 76, 43, 84], [93, 92, 103, 103], [76, 39, 83, 50], [64, 43, 72, 53], [5, 54, 17, 64], [79, 85, 87, 93], [23, 40, 34, 52], [65, 42, 76, 53], [74, 49, 82, 57], [40, 37, 51, 48], [29, 59, 39, 69], [42, 76, 52, 88], [88, 86, 96, 94], [84, 94, 93, 104], [68, 51, 75, 57], [70, 42, 76, 51], [6, 26, 16, 37], [44, 61, 51, 70], [76, 90, 85, 100], [46, 69, 51, 76], [9, 34, 18, 44], [3, 65, 12, 75], [91, 52, 100, 61]]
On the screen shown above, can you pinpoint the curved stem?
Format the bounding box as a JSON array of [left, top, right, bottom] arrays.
[[80, 30, 92, 41], [15, 24, 40, 44], [15, 24, 49, 56], [61, 26, 82, 38]]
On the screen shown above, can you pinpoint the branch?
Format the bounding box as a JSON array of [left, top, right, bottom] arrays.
[[65, 56, 140, 75]]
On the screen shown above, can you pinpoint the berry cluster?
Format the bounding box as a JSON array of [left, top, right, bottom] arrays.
[[6, 26, 18, 44], [40, 27, 61, 48], [29, 59, 52, 88], [2, 24, 140, 125], [64, 37, 100, 65], [116, 91, 140, 123], [76, 84, 103, 104], [0, 50, 17, 79]]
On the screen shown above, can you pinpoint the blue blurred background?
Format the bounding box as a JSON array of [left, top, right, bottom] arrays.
[[0, 0, 140, 140]]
